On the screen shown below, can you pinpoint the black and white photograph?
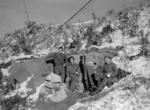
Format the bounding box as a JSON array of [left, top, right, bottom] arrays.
[[0, 0, 150, 110]]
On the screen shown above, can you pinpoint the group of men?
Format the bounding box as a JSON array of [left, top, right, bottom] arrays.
[[46, 46, 118, 95]]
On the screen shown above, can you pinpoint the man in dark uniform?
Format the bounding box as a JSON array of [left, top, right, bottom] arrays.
[[66, 56, 81, 91], [90, 56, 118, 95], [53, 46, 67, 83], [101, 56, 118, 87]]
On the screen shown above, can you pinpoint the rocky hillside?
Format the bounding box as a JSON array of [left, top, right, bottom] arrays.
[[1, 1, 150, 110], [0, 1, 150, 59], [0, 20, 92, 60], [0, 2, 150, 60], [69, 2, 150, 110]]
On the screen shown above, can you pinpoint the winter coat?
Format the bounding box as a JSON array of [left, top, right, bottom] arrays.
[[83, 52, 101, 68], [66, 63, 81, 78], [95, 65, 104, 79], [103, 62, 118, 77]]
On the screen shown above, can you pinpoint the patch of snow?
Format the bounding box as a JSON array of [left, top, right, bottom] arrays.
[[123, 36, 141, 45], [18, 76, 33, 97], [95, 26, 103, 33], [67, 37, 73, 43], [70, 79, 150, 110], [4, 75, 33, 99], [110, 30, 124, 47], [1, 68, 9, 76], [34, 48, 50, 57], [129, 56, 150, 78], [80, 39, 87, 50], [28, 83, 45, 102], [4, 53, 36, 63], [124, 45, 142, 57], [73, 20, 93, 26], [113, 56, 131, 72]]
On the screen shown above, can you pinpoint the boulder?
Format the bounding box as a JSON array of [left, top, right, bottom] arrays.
[[124, 45, 142, 57], [50, 83, 68, 102], [45, 73, 61, 83]]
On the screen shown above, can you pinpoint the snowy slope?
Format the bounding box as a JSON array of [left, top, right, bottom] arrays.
[[1, 1, 150, 110], [69, 3, 150, 110]]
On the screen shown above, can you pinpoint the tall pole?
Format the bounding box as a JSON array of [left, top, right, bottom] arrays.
[[23, 0, 30, 23]]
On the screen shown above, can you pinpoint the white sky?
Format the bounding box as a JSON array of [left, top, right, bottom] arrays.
[[0, 0, 142, 39]]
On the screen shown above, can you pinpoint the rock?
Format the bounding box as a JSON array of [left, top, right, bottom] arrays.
[[123, 37, 141, 45], [40, 86, 52, 94], [136, 85, 148, 95], [129, 57, 150, 78], [44, 81, 60, 89], [45, 73, 61, 83], [124, 45, 142, 57], [51, 84, 68, 102]]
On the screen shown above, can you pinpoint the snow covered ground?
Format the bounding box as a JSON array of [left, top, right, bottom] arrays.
[[1, 2, 150, 110], [69, 4, 150, 110]]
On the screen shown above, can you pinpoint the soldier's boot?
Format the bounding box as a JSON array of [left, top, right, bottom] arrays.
[[89, 81, 102, 96], [89, 84, 95, 93]]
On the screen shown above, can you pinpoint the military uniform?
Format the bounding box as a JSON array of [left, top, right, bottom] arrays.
[[98, 62, 118, 91], [83, 52, 100, 91], [66, 63, 81, 91], [53, 52, 67, 83], [90, 62, 118, 95], [94, 65, 104, 87]]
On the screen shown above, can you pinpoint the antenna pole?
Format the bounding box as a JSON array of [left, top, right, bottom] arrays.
[[23, 0, 30, 23]]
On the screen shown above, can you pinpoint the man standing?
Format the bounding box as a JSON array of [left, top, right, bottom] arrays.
[[53, 46, 67, 83], [83, 50, 100, 92]]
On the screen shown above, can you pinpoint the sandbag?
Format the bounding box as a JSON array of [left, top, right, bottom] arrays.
[[45, 73, 61, 83], [44, 81, 60, 89]]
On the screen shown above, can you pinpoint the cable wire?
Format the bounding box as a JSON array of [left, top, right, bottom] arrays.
[[51, 0, 95, 36], [0, 0, 96, 39], [71, 0, 96, 22]]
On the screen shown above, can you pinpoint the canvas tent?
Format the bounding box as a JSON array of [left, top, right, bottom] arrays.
[[8, 59, 50, 92], [44, 52, 84, 65], [44, 48, 117, 66], [67, 50, 116, 65]]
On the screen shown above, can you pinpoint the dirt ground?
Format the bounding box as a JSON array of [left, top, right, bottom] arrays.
[[35, 90, 88, 110]]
